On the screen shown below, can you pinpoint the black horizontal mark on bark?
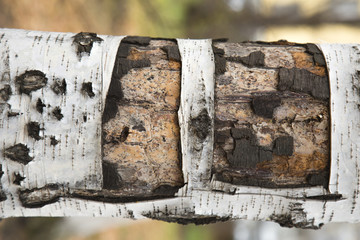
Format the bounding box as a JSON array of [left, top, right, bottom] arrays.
[[278, 68, 329, 100], [73, 32, 103, 58], [16, 70, 47, 95], [4, 143, 33, 165]]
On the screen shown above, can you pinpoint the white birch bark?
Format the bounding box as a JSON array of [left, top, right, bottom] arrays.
[[177, 39, 215, 192], [0, 29, 359, 229], [0, 29, 124, 216]]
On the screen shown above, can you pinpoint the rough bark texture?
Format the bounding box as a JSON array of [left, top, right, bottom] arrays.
[[6, 37, 185, 205], [99, 38, 184, 200], [212, 42, 330, 188], [3, 29, 360, 230]]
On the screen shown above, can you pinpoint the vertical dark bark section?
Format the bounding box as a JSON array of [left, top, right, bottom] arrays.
[[4, 143, 33, 165], [102, 36, 151, 123], [99, 37, 184, 203], [102, 161, 122, 190]]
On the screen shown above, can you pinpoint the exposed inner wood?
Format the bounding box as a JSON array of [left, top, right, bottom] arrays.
[[212, 42, 330, 188], [99, 38, 184, 200], [12, 38, 331, 208]]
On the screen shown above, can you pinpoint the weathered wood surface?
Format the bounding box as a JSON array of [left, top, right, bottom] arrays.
[[212, 42, 330, 188], [0, 29, 360, 229], [93, 37, 184, 201]]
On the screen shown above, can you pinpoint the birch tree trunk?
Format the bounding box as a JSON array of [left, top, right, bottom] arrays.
[[0, 28, 359, 229]]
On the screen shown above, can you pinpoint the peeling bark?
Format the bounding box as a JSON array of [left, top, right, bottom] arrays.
[[102, 37, 184, 200], [0, 29, 359, 229], [212, 41, 330, 189]]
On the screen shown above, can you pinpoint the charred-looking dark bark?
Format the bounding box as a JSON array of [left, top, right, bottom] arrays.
[[36, 98, 45, 113], [81, 82, 95, 98], [278, 68, 329, 100], [4, 143, 33, 165], [143, 212, 230, 225], [52, 107, 63, 120], [213, 41, 330, 189], [226, 51, 265, 68], [305, 44, 327, 66], [273, 136, 294, 156], [251, 95, 281, 119], [216, 128, 309, 188], [0, 84, 11, 101], [16, 70, 47, 95], [122, 36, 151, 46], [19, 184, 63, 208], [306, 171, 330, 188], [51, 78, 67, 95], [73, 32, 103, 58], [102, 36, 152, 123], [27, 121, 42, 140], [161, 46, 181, 62], [152, 185, 181, 196], [227, 128, 273, 169], [212, 44, 226, 75], [102, 161, 122, 190], [13, 173, 25, 185], [50, 136, 59, 146], [190, 109, 211, 140]]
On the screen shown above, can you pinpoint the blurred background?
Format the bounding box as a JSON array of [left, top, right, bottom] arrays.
[[1, 0, 360, 43], [1, 0, 360, 239]]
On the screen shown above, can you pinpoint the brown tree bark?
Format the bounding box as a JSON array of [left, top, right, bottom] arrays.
[[78, 38, 330, 201]]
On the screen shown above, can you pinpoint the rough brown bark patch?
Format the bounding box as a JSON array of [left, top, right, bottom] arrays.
[[213, 41, 330, 188], [101, 38, 184, 202]]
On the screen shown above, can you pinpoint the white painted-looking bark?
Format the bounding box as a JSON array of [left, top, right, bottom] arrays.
[[0, 29, 124, 215], [177, 39, 215, 192], [317, 44, 360, 197]]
